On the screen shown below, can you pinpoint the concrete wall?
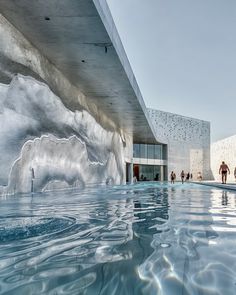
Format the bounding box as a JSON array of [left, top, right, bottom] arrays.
[[211, 135, 236, 182], [0, 14, 132, 195], [148, 109, 212, 181], [0, 14, 117, 131]]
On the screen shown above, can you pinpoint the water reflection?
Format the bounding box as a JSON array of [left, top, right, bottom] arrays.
[[0, 183, 235, 294], [222, 191, 228, 206], [138, 185, 236, 295]]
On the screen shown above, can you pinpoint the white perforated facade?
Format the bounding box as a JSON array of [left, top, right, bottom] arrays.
[[148, 109, 212, 181]]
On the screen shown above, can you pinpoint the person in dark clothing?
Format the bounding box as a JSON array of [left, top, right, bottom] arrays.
[[186, 172, 190, 182], [170, 171, 176, 184], [219, 161, 230, 184], [180, 170, 185, 184]]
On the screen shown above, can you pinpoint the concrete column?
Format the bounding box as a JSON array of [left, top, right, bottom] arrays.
[[160, 166, 164, 181], [130, 159, 134, 184]]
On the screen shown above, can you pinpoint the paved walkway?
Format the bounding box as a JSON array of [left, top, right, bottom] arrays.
[[193, 180, 236, 191]]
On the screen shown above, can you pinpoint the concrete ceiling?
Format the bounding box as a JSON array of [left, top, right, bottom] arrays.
[[0, 0, 159, 143]]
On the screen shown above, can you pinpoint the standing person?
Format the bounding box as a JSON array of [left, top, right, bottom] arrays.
[[170, 171, 176, 184], [234, 167, 236, 182], [190, 173, 193, 180], [186, 172, 190, 182], [154, 173, 159, 181], [180, 170, 185, 184], [197, 172, 202, 181], [219, 161, 230, 184]]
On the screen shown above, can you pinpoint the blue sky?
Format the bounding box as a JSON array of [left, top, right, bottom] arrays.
[[106, 0, 236, 142]]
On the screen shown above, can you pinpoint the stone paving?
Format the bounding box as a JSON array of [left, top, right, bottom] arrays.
[[194, 181, 236, 191]]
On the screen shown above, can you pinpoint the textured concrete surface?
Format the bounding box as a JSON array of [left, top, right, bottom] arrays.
[[0, 0, 214, 195], [148, 109, 212, 180], [211, 135, 236, 182], [0, 0, 157, 143], [0, 0, 159, 195], [0, 75, 130, 194]]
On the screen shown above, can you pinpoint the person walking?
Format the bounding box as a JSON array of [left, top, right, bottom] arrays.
[[219, 161, 230, 184], [186, 172, 190, 182], [180, 170, 185, 184], [170, 171, 176, 184]]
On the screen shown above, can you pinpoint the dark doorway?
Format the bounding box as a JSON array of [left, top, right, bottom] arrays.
[[126, 163, 131, 183], [133, 165, 140, 181]]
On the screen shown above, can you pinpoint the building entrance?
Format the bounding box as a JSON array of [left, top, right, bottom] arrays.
[[133, 164, 167, 181]]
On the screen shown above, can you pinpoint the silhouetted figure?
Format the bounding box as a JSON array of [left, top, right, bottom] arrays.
[[170, 171, 176, 184], [186, 172, 190, 182], [219, 161, 230, 184], [180, 170, 185, 184], [154, 173, 159, 181], [234, 167, 236, 182], [190, 173, 193, 180]]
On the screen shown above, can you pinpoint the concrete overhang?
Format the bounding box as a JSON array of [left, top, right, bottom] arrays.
[[0, 0, 159, 144]]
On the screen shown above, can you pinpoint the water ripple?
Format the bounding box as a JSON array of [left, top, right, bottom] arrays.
[[0, 184, 235, 294], [0, 216, 76, 242]]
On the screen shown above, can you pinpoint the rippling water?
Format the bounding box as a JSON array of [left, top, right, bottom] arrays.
[[0, 182, 236, 294]]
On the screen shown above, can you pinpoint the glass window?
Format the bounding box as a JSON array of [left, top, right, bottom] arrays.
[[133, 144, 140, 158], [162, 145, 167, 160], [140, 165, 154, 181], [154, 166, 161, 181], [133, 143, 167, 160], [138, 165, 163, 181], [154, 145, 161, 159], [140, 144, 147, 158], [163, 166, 168, 180], [147, 144, 154, 159]]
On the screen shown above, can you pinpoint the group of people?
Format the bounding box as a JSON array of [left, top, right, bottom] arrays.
[[170, 170, 192, 184], [135, 161, 236, 184], [170, 161, 236, 185]]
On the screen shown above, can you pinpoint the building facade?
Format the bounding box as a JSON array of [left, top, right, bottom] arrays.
[[0, 1, 212, 195], [211, 135, 236, 182], [133, 143, 168, 181], [147, 109, 212, 181]]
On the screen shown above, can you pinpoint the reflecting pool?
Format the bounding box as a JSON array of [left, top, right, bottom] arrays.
[[0, 182, 236, 294]]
